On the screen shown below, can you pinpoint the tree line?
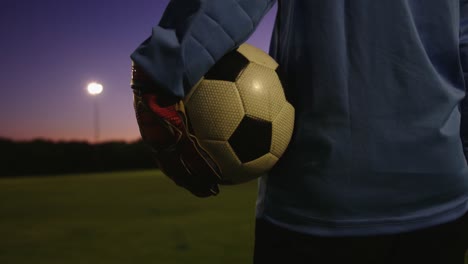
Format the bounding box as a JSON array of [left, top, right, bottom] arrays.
[[0, 138, 157, 177]]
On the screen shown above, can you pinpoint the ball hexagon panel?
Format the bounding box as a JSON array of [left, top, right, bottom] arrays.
[[236, 63, 286, 121], [239, 153, 278, 181], [228, 115, 272, 163], [237, 44, 278, 70], [221, 153, 279, 184], [200, 141, 280, 185], [204, 51, 249, 82], [271, 103, 295, 158], [185, 80, 245, 141]]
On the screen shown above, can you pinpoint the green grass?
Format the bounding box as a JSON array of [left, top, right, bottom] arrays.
[[0, 170, 258, 264], [2, 171, 466, 264]]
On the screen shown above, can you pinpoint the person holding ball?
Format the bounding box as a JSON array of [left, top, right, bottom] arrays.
[[131, 1, 468, 263]]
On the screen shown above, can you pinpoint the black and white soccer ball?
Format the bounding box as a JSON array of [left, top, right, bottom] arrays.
[[184, 44, 295, 184]]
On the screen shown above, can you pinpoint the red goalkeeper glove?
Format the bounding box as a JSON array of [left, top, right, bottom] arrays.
[[131, 62, 221, 197]]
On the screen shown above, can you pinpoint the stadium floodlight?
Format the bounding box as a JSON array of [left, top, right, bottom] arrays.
[[87, 82, 103, 95], [87, 82, 103, 143]]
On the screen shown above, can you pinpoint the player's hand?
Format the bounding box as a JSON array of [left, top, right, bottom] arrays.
[[131, 62, 221, 197]]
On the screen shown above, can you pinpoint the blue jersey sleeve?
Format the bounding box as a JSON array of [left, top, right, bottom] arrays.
[[130, 0, 277, 98], [460, 0, 468, 159]]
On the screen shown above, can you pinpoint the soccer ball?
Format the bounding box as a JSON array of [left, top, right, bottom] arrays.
[[184, 44, 295, 184]]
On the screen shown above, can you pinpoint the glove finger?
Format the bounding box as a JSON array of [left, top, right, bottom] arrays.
[[137, 110, 177, 148], [134, 93, 180, 151], [157, 151, 218, 197], [179, 136, 221, 192]]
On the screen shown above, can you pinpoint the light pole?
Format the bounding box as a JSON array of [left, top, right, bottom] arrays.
[[87, 82, 103, 143]]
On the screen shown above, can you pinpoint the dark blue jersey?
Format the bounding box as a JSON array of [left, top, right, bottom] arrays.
[[131, 0, 468, 236]]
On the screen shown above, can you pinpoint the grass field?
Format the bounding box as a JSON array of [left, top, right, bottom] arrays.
[[0, 170, 258, 264], [2, 170, 467, 264]]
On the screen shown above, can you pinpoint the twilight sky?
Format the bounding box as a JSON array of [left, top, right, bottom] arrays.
[[0, 0, 277, 142]]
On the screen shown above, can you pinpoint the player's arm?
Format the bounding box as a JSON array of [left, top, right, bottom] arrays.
[[460, 0, 468, 160], [130, 0, 277, 98], [130, 0, 276, 197]]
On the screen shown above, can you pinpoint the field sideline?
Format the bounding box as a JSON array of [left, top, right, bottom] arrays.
[[0, 170, 258, 264]]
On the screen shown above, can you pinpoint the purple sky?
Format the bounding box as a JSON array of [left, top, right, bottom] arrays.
[[0, 0, 277, 142]]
